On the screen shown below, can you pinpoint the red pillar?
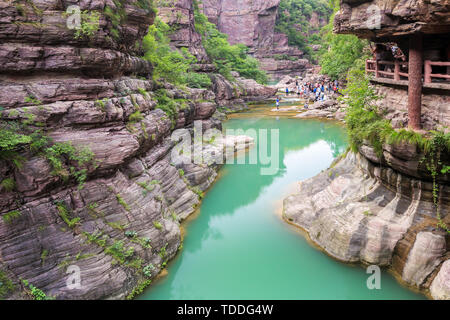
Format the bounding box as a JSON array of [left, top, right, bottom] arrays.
[[408, 33, 423, 130], [394, 61, 400, 80]]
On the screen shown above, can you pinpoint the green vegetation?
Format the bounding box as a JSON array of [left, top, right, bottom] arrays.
[[275, 0, 332, 58], [1, 178, 15, 192], [107, 221, 127, 231], [45, 142, 95, 188], [193, 2, 267, 84], [158, 243, 168, 258], [125, 230, 138, 238], [343, 69, 450, 234], [143, 18, 198, 85], [22, 280, 49, 300], [104, 240, 135, 265], [56, 202, 80, 229], [1, 113, 94, 189], [129, 111, 145, 123], [153, 220, 163, 230], [2, 210, 21, 224], [184, 72, 212, 89], [190, 186, 204, 199], [154, 89, 179, 126], [0, 123, 33, 165], [137, 181, 156, 196], [143, 264, 155, 278], [40, 249, 49, 265], [131, 236, 152, 249], [144, 2, 267, 85], [0, 270, 14, 299], [83, 231, 107, 247], [75, 10, 100, 39], [24, 95, 42, 106], [126, 279, 152, 300], [116, 193, 131, 212], [318, 1, 369, 79]]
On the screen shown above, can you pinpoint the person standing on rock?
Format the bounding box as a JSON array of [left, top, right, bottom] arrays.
[[276, 98, 280, 110], [285, 88, 289, 96]]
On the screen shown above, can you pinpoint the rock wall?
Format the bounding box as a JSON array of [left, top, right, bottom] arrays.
[[334, 0, 450, 40], [157, 0, 211, 68], [283, 149, 449, 299], [371, 82, 450, 131], [200, 0, 312, 80], [0, 0, 274, 300], [202, 0, 280, 55]]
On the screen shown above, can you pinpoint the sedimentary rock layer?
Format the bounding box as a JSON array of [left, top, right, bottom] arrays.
[[283, 151, 449, 299], [334, 0, 450, 39], [0, 0, 275, 299]]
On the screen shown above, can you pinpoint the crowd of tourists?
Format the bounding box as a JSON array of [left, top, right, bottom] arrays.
[[284, 79, 339, 102]]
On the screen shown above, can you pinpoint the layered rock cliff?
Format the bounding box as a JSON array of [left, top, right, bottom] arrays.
[[157, 0, 211, 69], [283, 0, 449, 299], [0, 0, 274, 300], [334, 0, 450, 40], [284, 150, 449, 299], [200, 0, 321, 79]]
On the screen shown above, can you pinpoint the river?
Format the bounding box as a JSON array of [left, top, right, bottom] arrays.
[[140, 101, 424, 300]]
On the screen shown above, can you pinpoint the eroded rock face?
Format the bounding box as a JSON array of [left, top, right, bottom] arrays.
[[202, 0, 280, 55], [158, 0, 210, 64], [334, 0, 450, 39], [372, 83, 450, 131], [283, 151, 449, 298], [201, 0, 312, 79], [430, 260, 450, 300], [0, 0, 269, 300]]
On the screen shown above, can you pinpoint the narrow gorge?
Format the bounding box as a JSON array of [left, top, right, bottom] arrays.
[[0, 0, 448, 302]]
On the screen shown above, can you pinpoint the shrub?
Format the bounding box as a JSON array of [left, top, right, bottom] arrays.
[[126, 279, 152, 300], [129, 111, 144, 123], [143, 18, 195, 84], [116, 194, 131, 212], [73, 10, 100, 39], [45, 142, 95, 188], [105, 240, 134, 265], [142, 264, 154, 278], [153, 221, 162, 230], [318, 3, 369, 80], [22, 280, 49, 300], [1, 178, 15, 192], [2, 210, 21, 224], [193, 4, 268, 84], [56, 202, 80, 229], [0, 271, 14, 299], [184, 72, 212, 89]]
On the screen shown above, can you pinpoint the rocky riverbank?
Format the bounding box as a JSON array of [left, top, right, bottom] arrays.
[[283, 148, 449, 300], [0, 0, 274, 300]]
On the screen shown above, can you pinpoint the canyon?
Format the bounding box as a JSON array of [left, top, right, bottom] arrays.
[[284, 0, 450, 300], [159, 0, 329, 80], [0, 0, 274, 299], [0, 0, 448, 301]]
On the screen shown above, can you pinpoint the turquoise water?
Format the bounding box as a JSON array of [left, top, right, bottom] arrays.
[[140, 111, 424, 300]]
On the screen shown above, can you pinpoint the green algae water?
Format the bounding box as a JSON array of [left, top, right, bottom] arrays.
[[141, 106, 425, 300]]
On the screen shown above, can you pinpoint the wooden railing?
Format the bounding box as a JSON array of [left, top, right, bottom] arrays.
[[366, 59, 450, 84], [424, 60, 450, 83], [366, 60, 409, 80]]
